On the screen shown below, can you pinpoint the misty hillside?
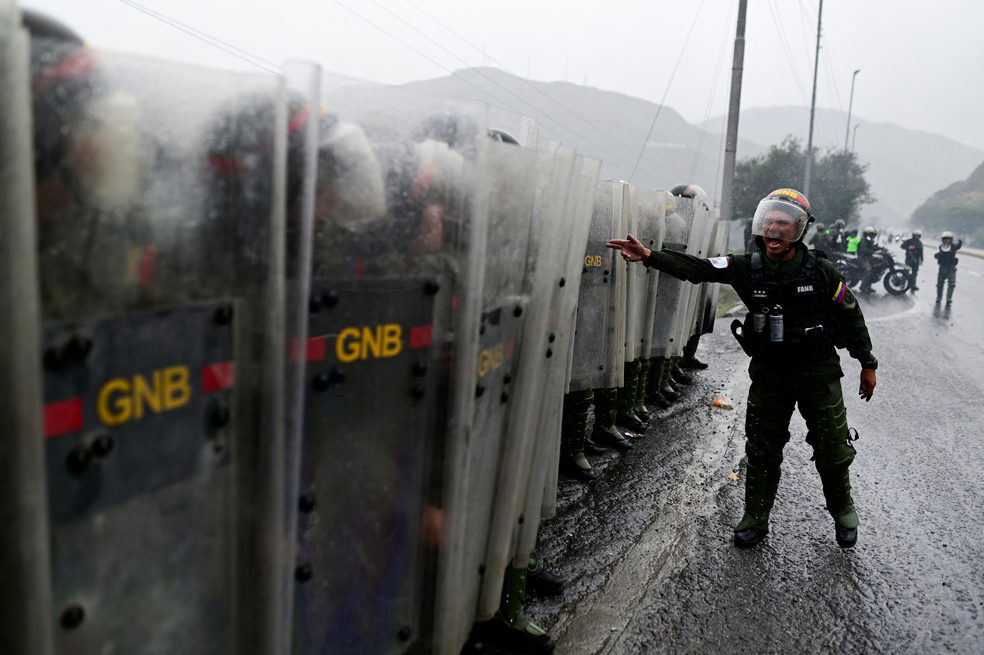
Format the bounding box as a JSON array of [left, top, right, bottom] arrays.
[[911, 160, 984, 242], [393, 68, 983, 226], [397, 68, 761, 203], [702, 107, 984, 226]]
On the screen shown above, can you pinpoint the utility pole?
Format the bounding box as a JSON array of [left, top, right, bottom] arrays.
[[803, 0, 823, 198], [844, 69, 860, 151], [719, 0, 748, 230], [852, 124, 859, 152]]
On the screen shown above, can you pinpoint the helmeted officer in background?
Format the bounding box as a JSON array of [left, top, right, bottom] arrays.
[[900, 229, 924, 291], [856, 226, 880, 294], [934, 231, 962, 311], [809, 223, 830, 253], [828, 219, 848, 253], [607, 188, 877, 549]]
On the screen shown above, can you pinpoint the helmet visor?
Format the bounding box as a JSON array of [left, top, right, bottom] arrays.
[[751, 198, 810, 242]]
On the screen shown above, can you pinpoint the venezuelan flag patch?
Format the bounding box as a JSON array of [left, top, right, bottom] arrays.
[[832, 281, 848, 303]]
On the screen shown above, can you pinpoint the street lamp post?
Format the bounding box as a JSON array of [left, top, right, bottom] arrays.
[[852, 124, 860, 152], [844, 69, 860, 151]]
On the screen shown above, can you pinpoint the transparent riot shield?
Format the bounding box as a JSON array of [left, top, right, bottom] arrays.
[[33, 42, 315, 654], [524, 157, 600, 530], [650, 195, 694, 358], [702, 215, 730, 335], [0, 6, 53, 654], [678, 196, 715, 347], [623, 186, 667, 363], [639, 190, 669, 360], [432, 140, 540, 655], [477, 145, 577, 620], [567, 180, 626, 392], [487, 104, 537, 147], [292, 88, 487, 655]]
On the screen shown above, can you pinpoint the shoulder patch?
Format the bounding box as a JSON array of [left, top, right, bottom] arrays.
[[832, 281, 848, 303], [708, 256, 729, 269]]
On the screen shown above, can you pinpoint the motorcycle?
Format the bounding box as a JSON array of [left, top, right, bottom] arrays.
[[829, 249, 912, 295]]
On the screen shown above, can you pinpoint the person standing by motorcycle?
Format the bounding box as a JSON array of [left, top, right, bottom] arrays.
[[828, 219, 848, 253], [935, 231, 962, 309], [857, 226, 880, 294], [900, 230, 924, 291], [809, 223, 830, 253]]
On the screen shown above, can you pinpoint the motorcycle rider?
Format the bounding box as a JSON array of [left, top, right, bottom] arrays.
[[809, 223, 830, 253], [935, 231, 962, 309], [899, 229, 924, 291], [857, 226, 879, 294]]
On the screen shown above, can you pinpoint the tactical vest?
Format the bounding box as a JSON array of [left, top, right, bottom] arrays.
[[733, 250, 839, 366], [937, 243, 959, 267]]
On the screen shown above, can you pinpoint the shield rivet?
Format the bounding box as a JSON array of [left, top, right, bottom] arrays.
[[412, 361, 428, 377], [91, 436, 114, 458], [312, 373, 332, 391], [559, 277, 566, 287], [546, 348, 553, 358], [66, 447, 91, 474], [424, 279, 441, 295], [549, 333, 556, 343], [500, 393, 509, 403], [513, 306, 523, 317], [214, 305, 234, 325], [475, 385, 485, 398], [299, 494, 317, 513], [322, 290, 340, 308], [211, 406, 231, 427], [329, 367, 346, 384], [295, 564, 313, 583], [61, 605, 85, 630], [398, 627, 412, 642], [411, 383, 426, 400]]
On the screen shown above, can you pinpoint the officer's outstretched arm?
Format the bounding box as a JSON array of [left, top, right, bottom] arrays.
[[859, 369, 876, 402], [606, 233, 650, 262]]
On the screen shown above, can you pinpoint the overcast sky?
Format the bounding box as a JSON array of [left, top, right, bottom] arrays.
[[22, 0, 984, 152]]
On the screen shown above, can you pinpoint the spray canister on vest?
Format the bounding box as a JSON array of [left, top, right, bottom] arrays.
[[753, 306, 768, 333], [770, 304, 784, 342]]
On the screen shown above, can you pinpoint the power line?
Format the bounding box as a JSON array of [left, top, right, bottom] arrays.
[[119, 0, 281, 74], [765, 0, 809, 104], [629, 0, 707, 184], [399, 0, 648, 159]]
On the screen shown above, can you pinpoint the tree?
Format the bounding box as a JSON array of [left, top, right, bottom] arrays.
[[732, 137, 874, 227]]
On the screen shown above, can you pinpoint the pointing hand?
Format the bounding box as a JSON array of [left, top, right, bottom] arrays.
[[606, 233, 651, 262]]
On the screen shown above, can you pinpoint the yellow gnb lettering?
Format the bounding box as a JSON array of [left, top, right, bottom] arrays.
[[132, 371, 162, 419], [477, 343, 506, 377], [336, 327, 361, 363], [381, 324, 402, 357], [362, 326, 382, 360], [98, 378, 132, 426], [584, 255, 603, 267], [162, 366, 191, 410]]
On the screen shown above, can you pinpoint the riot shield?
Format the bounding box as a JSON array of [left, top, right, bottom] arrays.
[[567, 180, 626, 392], [702, 214, 730, 335], [639, 190, 669, 360], [623, 186, 667, 362], [487, 104, 537, 147], [432, 140, 540, 655], [293, 88, 488, 655], [477, 145, 577, 620], [524, 157, 601, 529], [679, 195, 715, 346], [0, 7, 53, 654], [33, 41, 315, 654], [650, 195, 694, 358]]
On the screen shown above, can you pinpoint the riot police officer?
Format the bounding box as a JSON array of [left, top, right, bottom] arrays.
[[857, 226, 879, 294], [607, 189, 877, 549], [900, 229, 924, 291], [935, 231, 962, 310], [828, 219, 848, 253]]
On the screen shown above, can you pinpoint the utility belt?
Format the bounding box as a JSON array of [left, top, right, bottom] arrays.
[[730, 310, 838, 366]]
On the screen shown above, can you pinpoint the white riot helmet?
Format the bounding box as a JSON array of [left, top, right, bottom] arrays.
[[863, 226, 877, 239], [913, 229, 922, 236], [750, 188, 814, 243], [941, 231, 954, 240]]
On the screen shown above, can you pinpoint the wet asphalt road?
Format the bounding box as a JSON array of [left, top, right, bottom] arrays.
[[524, 250, 984, 654]]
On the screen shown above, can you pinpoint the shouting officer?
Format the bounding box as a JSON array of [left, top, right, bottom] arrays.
[[899, 229, 924, 291], [607, 188, 877, 549]]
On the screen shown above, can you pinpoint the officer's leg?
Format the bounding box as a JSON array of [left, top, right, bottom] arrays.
[[799, 379, 859, 541], [634, 358, 651, 419], [659, 356, 678, 401], [945, 268, 957, 305], [859, 258, 873, 292], [591, 387, 632, 450], [615, 358, 646, 433], [561, 389, 596, 481], [936, 267, 946, 304], [480, 557, 554, 654], [737, 379, 795, 534], [911, 261, 920, 290]]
